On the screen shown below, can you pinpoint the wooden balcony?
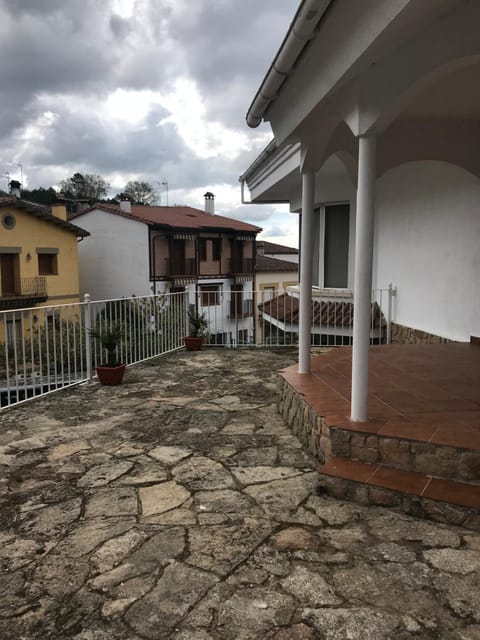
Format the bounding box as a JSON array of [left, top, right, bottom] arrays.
[[228, 257, 254, 275]]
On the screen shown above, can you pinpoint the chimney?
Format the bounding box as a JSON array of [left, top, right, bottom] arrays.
[[9, 180, 21, 198], [51, 196, 67, 221], [75, 198, 90, 213], [119, 193, 132, 214], [204, 191, 215, 215]]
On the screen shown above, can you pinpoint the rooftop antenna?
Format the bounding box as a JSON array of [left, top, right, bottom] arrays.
[[161, 180, 169, 206]]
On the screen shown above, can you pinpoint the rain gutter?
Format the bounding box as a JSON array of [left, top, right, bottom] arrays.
[[246, 0, 333, 128]]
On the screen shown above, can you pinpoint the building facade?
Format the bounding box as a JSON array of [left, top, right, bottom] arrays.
[[71, 194, 261, 346]]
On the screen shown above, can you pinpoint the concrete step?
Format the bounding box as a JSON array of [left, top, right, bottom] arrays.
[[317, 457, 480, 530], [328, 419, 480, 483]]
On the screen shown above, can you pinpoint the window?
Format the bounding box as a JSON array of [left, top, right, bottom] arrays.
[[212, 239, 221, 261], [2, 213, 16, 230], [200, 284, 220, 306], [237, 329, 249, 345], [230, 284, 243, 317], [199, 239, 207, 261], [199, 238, 221, 262], [208, 332, 228, 346], [38, 253, 58, 275], [263, 286, 275, 302]]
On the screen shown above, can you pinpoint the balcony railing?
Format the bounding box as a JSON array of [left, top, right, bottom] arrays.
[[228, 258, 253, 274], [0, 276, 47, 300], [164, 257, 196, 277]]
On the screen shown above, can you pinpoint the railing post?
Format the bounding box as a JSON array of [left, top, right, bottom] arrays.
[[387, 283, 396, 345], [299, 170, 315, 374], [84, 293, 93, 380]]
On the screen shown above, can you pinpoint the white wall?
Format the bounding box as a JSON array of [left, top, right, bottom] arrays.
[[374, 161, 480, 341], [77, 210, 151, 300]]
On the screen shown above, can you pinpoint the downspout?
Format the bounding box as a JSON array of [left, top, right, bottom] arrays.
[[240, 178, 251, 204]]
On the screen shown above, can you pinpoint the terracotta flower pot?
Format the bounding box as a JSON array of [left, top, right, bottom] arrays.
[[184, 336, 205, 351], [96, 363, 126, 385]]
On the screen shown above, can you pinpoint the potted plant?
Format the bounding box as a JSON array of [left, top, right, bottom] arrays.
[[90, 324, 126, 385], [184, 304, 209, 351]]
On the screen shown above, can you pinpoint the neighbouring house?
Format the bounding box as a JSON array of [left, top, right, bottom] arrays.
[[241, 0, 480, 421], [257, 240, 299, 264], [70, 192, 261, 346], [0, 181, 89, 344], [255, 243, 299, 345]]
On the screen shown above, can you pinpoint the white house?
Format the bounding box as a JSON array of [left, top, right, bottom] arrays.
[[70, 194, 261, 347], [240, 0, 480, 421]]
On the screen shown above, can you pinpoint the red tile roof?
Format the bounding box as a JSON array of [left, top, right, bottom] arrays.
[[259, 293, 385, 328], [70, 203, 261, 234], [256, 255, 298, 272], [0, 197, 89, 237]]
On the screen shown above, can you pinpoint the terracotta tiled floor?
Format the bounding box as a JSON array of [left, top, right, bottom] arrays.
[[281, 343, 480, 450]]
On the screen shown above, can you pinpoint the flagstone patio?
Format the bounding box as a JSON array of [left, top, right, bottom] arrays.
[[1, 348, 480, 639]]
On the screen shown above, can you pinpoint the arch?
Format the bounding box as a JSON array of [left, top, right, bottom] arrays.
[[301, 120, 358, 181], [374, 55, 480, 135], [377, 112, 480, 180]]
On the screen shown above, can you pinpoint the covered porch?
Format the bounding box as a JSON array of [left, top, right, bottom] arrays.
[[279, 341, 480, 526]]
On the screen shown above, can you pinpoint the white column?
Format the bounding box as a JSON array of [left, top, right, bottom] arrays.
[[351, 135, 376, 421], [298, 170, 315, 374]]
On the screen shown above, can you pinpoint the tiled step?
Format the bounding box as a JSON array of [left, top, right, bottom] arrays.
[[327, 418, 480, 483], [317, 457, 480, 529]]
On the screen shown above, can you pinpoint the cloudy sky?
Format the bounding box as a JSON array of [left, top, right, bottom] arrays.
[[0, 0, 299, 246]]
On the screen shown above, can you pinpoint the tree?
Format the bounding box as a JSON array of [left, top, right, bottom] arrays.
[[121, 180, 158, 205], [21, 187, 58, 205], [59, 172, 110, 201]]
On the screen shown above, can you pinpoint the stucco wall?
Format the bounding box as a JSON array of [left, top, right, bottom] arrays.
[[77, 210, 151, 300], [0, 206, 80, 303], [374, 161, 480, 341]]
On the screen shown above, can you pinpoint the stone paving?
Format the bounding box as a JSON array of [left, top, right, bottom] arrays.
[[0, 348, 480, 639]]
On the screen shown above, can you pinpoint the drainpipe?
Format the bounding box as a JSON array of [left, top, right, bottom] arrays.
[[240, 179, 251, 204]]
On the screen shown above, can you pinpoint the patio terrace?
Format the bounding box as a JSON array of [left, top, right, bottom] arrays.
[[279, 343, 480, 526], [0, 348, 480, 639]]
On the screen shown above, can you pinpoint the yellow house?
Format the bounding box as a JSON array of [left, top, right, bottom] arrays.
[[0, 192, 89, 341]]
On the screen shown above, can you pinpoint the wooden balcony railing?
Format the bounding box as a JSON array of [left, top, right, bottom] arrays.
[[228, 258, 254, 274], [164, 257, 197, 277]]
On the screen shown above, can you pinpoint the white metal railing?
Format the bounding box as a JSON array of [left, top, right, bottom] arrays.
[[0, 286, 396, 410], [0, 291, 188, 410], [198, 285, 395, 348]]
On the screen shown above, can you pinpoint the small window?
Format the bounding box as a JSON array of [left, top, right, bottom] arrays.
[[208, 331, 228, 345], [263, 286, 275, 302], [2, 213, 16, 230], [200, 284, 220, 306], [38, 253, 58, 275]]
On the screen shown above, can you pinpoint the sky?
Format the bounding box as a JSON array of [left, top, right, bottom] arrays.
[[0, 0, 299, 247]]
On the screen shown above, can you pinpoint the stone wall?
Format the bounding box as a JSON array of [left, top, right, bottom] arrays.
[[330, 428, 480, 482], [391, 322, 453, 344], [317, 474, 480, 530], [277, 377, 330, 463]]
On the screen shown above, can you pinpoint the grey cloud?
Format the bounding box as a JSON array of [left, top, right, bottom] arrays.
[[0, 0, 298, 210], [110, 14, 133, 39]]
